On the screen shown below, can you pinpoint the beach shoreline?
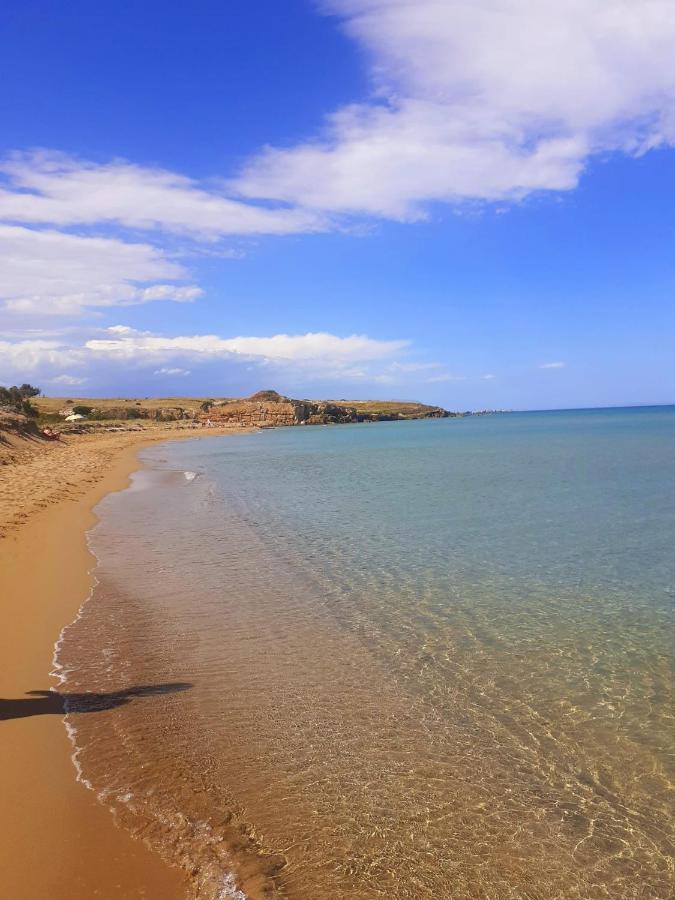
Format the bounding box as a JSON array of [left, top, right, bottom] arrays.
[[0, 426, 248, 900]]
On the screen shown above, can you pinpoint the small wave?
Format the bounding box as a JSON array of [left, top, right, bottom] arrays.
[[218, 873, 247, 900], [53, 608, 96, 793], [184, 471, 198, 481], [50, 507, 112, 794]]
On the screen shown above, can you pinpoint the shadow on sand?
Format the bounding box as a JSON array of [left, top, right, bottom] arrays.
[[0, 683, 192, 721]]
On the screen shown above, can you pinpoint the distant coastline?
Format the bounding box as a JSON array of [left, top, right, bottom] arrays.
[[30, 389, 456, 432]]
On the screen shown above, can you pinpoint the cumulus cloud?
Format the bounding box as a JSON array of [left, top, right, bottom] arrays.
[[234, 0, 675, 217], [6, 3, 674, 234], [0, 225, 201, 315], [0, 325, 484, 395], [5, 1, 672, 329], [0, 330, 415, 383], [540, 361, 566, 369], [0, 323, 499, 391], [138, 285, 203, 302], [106, 325, 140, 335], [85, 331, 409, 370], [0, 339, 83, 374]]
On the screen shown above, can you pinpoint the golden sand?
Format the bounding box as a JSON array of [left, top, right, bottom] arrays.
[[0, 425, 246, 899]]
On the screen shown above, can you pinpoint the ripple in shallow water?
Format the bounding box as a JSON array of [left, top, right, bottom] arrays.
[[58, 413, 675, 898]]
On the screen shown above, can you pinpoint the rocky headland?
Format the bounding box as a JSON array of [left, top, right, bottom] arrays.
[[27, 390, 454, 432], [199, 390, 452, 427]]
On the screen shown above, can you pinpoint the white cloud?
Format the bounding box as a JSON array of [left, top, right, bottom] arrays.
[[138, 285, 202, 302], [0, 339, 83, 373], [540, 361, 566, 369], [0, 225, 200, 315], [4, 1, 671, 333], [50, 374, 87, 385], [481, 373, 496, 380], [0, 150, 329, 319], [0, 150, 326, 237], [0, 330, 418, 385], [234, 0, 675, 217], [6, 0, 675, 325], [106, 325, 141, 335], [85, 331, 409, 369], [7, 3, 675, 235]]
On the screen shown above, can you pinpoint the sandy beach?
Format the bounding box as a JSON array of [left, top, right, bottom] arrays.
[[0, 425, 245, 899]]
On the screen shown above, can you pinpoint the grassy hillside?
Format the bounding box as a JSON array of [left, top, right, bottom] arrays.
[[35, 395, 449, 420], [328, 399, 449, 418], [34, 396, 229, 415]]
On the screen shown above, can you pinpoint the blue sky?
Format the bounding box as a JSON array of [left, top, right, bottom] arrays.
[[0, 0, 673, 409]]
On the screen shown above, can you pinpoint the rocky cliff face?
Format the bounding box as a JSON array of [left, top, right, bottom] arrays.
[[48, 391, 451, 428], [200, 391, 450, 427]]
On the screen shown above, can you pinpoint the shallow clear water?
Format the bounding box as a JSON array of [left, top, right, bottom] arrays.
[[58, 408, 675, 898]]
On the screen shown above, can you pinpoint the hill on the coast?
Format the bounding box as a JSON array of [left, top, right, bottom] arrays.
[[0, 385, 48, 463], [33, 390, 453, 429]]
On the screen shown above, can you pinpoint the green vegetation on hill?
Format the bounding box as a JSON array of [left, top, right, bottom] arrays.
[[30, 391, 452, 427], [34, 395, 217, 416], [329, 399, 451, 419], [0, 383, 41, 418]]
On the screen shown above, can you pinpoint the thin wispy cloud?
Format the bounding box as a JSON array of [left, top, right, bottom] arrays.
[[154, 367, 191, 376], [540, 362, 566, 369], [0, 224, 200, 316], [0, 150, 325, 237], [49, 374, 88, 386], [0, 151, 325, 318]]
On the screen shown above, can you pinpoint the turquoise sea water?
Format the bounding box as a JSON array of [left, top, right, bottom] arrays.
[[59, 407, 674, 898]]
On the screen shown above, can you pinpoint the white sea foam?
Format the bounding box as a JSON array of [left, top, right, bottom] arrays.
[[52, 590, 97, 793], [184, 470, 197, 481], [63, 719, 94, 790], [218, 873, 247, 900], [49, 509, 105, 792]]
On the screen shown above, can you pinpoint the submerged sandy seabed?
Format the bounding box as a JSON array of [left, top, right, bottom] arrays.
[[3, 415, 673, 900], [0, 426, 246, 900], [58, 420, 675, 900]]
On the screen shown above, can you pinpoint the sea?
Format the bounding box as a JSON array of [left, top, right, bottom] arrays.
[[55, 407, 674, 899]]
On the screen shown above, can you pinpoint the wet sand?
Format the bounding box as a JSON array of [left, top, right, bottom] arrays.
[[0, 427, 246, 899]]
